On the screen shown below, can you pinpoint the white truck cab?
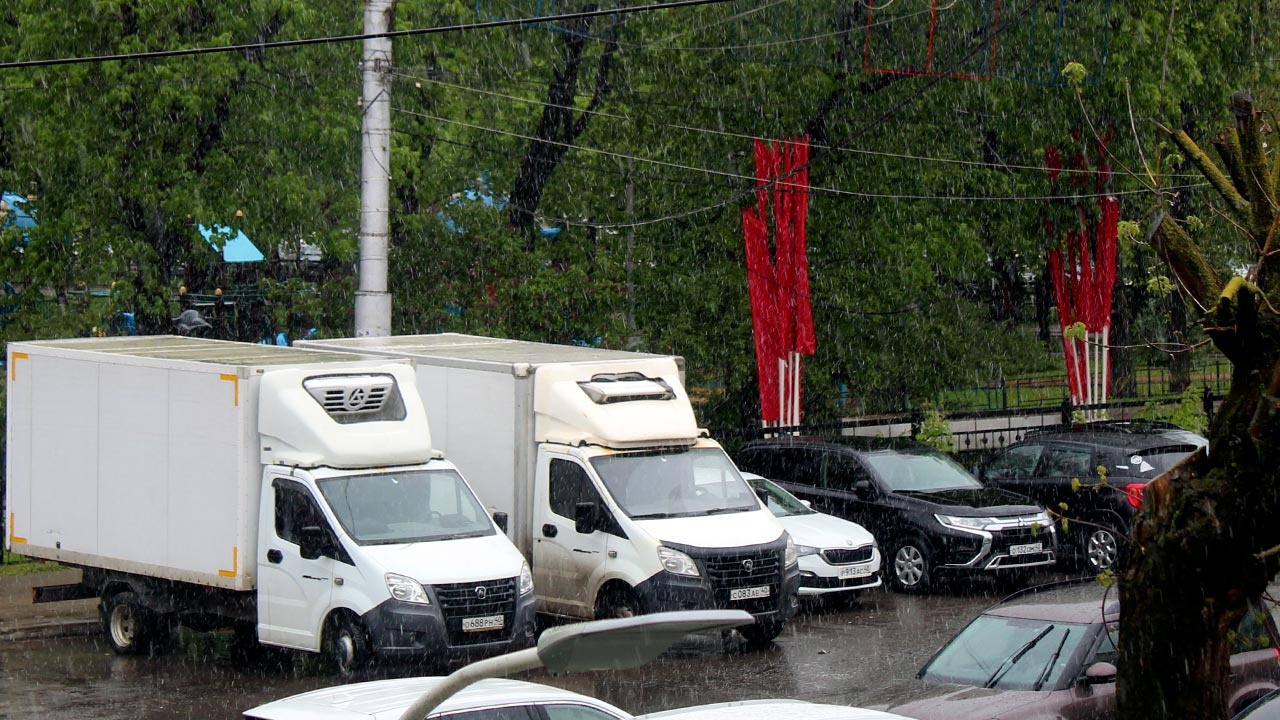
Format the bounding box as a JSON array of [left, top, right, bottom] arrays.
[[296, 334, 801, 643]]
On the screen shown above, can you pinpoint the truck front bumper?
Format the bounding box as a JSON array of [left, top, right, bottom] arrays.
[[362, 590, 537, 658], [633, 564, 800, 623]]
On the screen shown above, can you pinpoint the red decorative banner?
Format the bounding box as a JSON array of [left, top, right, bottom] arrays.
[[743, 136, 814, 425], [1044, 132, 1118, 407]]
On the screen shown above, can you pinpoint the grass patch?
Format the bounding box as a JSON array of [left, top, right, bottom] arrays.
[[0, 554, 66, 577]]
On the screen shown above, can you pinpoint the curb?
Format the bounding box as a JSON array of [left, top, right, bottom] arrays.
[[0, 618, 100, 642]]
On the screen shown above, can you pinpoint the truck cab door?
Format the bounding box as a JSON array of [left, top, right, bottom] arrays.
[[256, 476, 337, 650], [533, 453, 611, 618]]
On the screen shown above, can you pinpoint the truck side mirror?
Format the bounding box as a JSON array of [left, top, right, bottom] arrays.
[[574, 502, 602, 535], [299, 525, 329, 560], [492, 511, 509, 534], [1083, 661, 1117, 685], [853, 480, 873, 499]]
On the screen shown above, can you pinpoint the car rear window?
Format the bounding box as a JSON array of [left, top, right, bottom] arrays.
[[1114, 445, 1199, 477]]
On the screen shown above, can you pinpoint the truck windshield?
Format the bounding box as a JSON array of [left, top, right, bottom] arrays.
[[591, 447, 760, 520], [317, 470, 495, 545]]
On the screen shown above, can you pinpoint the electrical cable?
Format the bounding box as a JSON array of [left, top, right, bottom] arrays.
[[0, 0, 737, 70]]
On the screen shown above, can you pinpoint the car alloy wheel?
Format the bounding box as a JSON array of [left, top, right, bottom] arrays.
[[894, 545, 926, 587], [1086, 528, 1120, 571]]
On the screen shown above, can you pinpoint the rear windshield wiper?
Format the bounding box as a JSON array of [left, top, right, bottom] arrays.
[[983, 624, 1056, 689]]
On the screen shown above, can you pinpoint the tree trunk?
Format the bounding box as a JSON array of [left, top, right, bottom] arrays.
[[1117, 92, 1280, 720]]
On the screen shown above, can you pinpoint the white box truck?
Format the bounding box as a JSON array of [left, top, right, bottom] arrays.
[[4, 337, 536, 670], [296, 334, 800, 643]]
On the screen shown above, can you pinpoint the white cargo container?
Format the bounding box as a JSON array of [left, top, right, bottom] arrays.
[[296, 334, 800, 643], [5, 336, 535, 670]]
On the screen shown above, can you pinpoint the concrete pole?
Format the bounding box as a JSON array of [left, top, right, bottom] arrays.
[[355, 0, 394, 337]]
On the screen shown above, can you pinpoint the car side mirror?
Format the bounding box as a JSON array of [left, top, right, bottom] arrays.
[[754, 487, 769, 504], [299, 525, 329, 560], [853, 480, 873, 499], [1083, 661, 1117, 685], [575, 502, 603, 535], [800, 499, 812, 509], [492, 511, 509, 534]]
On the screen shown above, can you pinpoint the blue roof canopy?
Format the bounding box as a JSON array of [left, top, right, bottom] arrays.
[[1, 191, 37, 230], [198, 224, 264, 263]]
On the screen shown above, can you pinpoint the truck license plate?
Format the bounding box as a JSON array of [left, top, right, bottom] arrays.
[[1010, 543, 1043, 556], [839, 564, 873, 578], [729, 585, 770, 601], [462, 615, 504, 632]]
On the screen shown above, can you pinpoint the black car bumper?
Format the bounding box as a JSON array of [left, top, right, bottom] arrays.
[[934, 525, 1057, 574], [634, 564, 801, 621]]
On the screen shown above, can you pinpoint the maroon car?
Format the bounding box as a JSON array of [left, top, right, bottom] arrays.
[[887, 582, 1280, 719]]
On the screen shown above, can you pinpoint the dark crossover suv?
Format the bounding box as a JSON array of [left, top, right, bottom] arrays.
[[734, 437, 1056, 592], [977, 421, 1208, 572], [887, 581, 1280, 719]]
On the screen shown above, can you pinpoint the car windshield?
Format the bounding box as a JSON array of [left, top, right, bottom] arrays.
[[864, 451, 983, 492], [591, 447, 760, 520], [750, 478, 815, 517], [921, 615, 1092, 691], [317, 469, 494, 545]]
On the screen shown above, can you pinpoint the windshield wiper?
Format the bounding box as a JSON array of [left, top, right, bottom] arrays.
[[1032, 628, 1070, 691], [703, 506, 751, 515], [630, 512, 677, 520], [983, 624, 1056, 689]]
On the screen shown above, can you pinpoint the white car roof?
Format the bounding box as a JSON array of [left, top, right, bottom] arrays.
[[244, 678, 630, 720], [639, 700, 910, 720]]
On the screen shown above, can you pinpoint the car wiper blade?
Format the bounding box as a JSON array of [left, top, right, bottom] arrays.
[[630, 512, 676, 520], [983, 624, 1056, 689], [703, 506, 751, 515], [1032, 628, 1071, 691]]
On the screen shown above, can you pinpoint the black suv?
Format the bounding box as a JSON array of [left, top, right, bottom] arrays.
[[734, 436, 1056, 592], [977, 421, 1207, 573]]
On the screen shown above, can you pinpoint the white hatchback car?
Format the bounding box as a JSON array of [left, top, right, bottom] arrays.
[[743, 473, 882, 598], [244, 677, 911, 720]]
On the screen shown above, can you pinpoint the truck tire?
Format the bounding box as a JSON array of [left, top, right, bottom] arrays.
[[324, 613, 370, 677], [595, 585, 642, 620], [102, 591, 158, 655], [740, 618, 784, 646]]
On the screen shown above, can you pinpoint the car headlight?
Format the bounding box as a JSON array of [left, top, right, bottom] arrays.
[[518, 562, 534, 596], [385, 572, 430, 605], [936, 514, 1000, 532], [793, 543, 821, 557], [658, 546, 700, 577], [1031, 511, 1055, 533], [785, 536, 799, 567]]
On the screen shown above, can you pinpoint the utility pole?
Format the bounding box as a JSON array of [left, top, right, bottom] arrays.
[[355, 0, 394, 337], [625, 158, 637, 348]]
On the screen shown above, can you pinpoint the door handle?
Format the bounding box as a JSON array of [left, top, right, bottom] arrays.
[[542, 524, 558, 538], [267, 549, 283, 564]]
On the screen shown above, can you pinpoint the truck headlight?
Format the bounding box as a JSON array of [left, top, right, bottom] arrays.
[[658, 546, 700, 577], [785, 537, 799, 567], [385, 573, 430, 605], [518, 562, 534, 596]]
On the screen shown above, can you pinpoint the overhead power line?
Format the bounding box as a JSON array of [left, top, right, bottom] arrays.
[[0, 0, 735, 70]]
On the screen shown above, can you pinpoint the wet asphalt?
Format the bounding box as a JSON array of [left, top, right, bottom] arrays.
[[0, 572, 1072, 720]]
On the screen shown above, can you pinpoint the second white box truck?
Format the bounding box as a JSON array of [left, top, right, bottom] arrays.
[[297, 334, 800, 643], [4, 337, 536, 671]]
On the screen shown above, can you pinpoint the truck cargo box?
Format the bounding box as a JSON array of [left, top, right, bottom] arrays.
[[4, 336, 413, 591]]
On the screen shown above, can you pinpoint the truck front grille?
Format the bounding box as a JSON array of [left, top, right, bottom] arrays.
[[432, 577, 517, 646], [701, 549, 782, 614]]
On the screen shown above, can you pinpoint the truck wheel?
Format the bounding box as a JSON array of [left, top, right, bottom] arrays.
[[740, 618, 784, 646], [595, 586, 642, 620], [102, 591, 157, 655], [324, 614, 370, 677], [889, 539, 933, 593]]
